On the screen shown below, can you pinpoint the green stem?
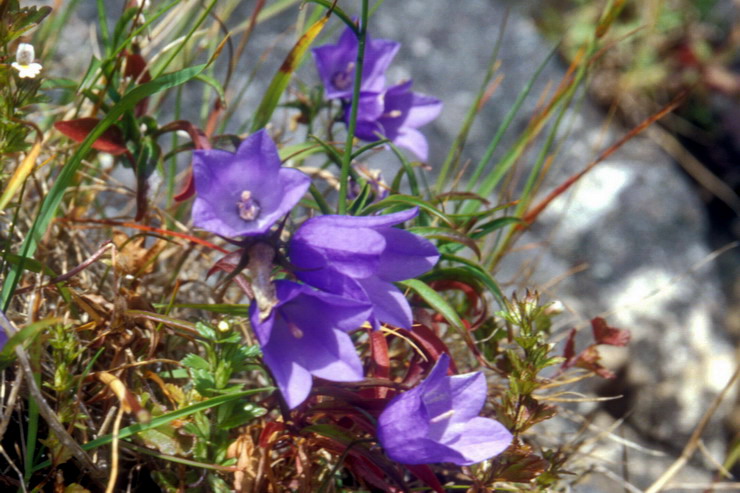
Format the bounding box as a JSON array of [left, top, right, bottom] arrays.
[[337, 0, 369, 215]]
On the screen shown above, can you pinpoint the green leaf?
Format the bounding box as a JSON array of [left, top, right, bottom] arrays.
[[0, 318, 58, 370], [398, 279, 465, 331], [217, 403, 267, 429], [180, 354, 210, 371], [361, 195, 455, 228], [408, 226, 481, 259], [195, 73, 226, 105], [250, 15, 329, 132], [195, 322, 217, 341], [7, 5, 52, 41], [30, 387, 273, 472], [438, 254, 505, 307]]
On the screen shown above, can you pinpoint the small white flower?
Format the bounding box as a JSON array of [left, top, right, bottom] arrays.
[[11, 43, 43, 79]]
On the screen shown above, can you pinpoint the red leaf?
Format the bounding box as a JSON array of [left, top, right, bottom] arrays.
[[575, 346, 615, 379], [591, 317, 630, 346], [258, 421, 286, 448], [405, 464, 444, 493], [54, 118, 128, 155], [562, 328, 577, 365], [124, 52, 152, 83], [173, 169, 196, 202], [368, 330, 390, 398], [398, 324, 453, 372]]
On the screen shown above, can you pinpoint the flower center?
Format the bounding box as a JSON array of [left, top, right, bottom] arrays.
[[331, 62, 355, 91], [236, 190, 261, 221], [429, 409, 455, 424]]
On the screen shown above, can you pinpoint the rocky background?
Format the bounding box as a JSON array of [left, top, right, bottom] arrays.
[[370, 1, 739, 490]]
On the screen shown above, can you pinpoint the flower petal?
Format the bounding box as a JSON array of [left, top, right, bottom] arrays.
[[291, 221, 385, 278], [359, 276, 413, 329], [376, 227, 439, 281], [442, 417, 512, 465]]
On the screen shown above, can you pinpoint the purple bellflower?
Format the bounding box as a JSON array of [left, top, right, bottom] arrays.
[[289, 208, 439, 330], [350, 80, 442, 161], [377, 354, 513, 465], [250, 280, 372, 409], [191, 129, 311, 238], [312, 25, 400, 100]]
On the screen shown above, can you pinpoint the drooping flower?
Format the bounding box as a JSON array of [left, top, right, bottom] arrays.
[[191, 129, 311, 238], [312, 25, 400, 100], [289, 208, 439, 330], [377, 354, 512, 465], [11, 43, 43, 78], [250, 280, 372, 409], [349, 80, 442, 161]]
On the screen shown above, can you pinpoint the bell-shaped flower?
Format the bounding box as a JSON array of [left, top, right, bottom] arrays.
[[289, 208, 439, 330], [191, 129, 310, 238], [312, 25, 399, 100], [377, 354, 512, 465], [250, 280, 372, 409], [350, 80, 442, 161]]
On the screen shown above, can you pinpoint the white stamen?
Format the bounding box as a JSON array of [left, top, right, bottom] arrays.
[[236, 190, 261, 221], [288, 322, 303, 339], [429, 409, 455, 424]]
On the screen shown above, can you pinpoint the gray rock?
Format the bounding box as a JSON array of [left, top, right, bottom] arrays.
[[369, 0, 736, 489]]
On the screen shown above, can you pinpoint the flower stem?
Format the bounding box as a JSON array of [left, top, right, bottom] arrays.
[[337, 0, 369, 215]]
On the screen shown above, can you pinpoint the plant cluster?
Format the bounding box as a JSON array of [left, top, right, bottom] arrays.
[[0, 1, 694, 492]]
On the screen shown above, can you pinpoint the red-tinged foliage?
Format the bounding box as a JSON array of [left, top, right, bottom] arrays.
[[174, 169, 196, 202], [54, 117, 128, 155], [124, 51, 152, 116], [258, 421, 287, 448], [345, 454, 401, 492], [124, 51, 152, 83], [396, 325, 452, 371], [427, 278, 488, 330], [561, 317, 630, 379], [156, 121, 211, 202], [591, 316, 630, 346], [405, 464, 445, 493], [486, 440, 549, 483], [367, 330, 391, 398]]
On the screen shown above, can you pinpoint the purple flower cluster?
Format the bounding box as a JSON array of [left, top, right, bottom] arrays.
[[189, 27, 510, 467], [313, 25, 442, 161], [191, 130, 439, 410]]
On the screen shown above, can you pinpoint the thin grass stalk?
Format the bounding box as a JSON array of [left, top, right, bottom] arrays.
[[153, 0, 218, 78], [337, 0, 369, 214], [434, 10, 509, 194], [463, 44, 559, 202]]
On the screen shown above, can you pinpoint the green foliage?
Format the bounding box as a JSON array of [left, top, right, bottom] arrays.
[[0, 0, 709, 491]]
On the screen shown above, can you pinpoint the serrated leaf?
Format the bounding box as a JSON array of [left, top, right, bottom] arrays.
[[195, 321, 217, 340], [181, 353, 210, 371]]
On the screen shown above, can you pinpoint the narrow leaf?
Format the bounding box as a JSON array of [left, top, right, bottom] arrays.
[[250, 15, 328, 132]]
